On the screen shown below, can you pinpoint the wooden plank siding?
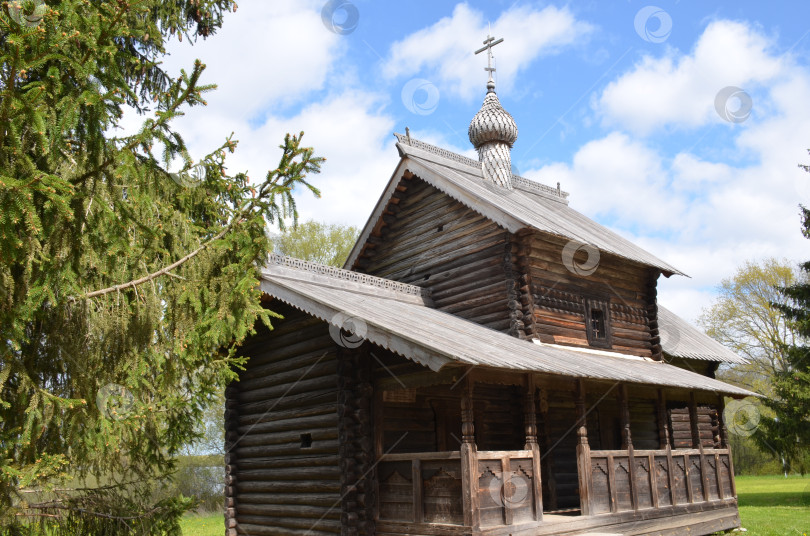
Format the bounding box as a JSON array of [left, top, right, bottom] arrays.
[[226, 304, 342, 536]]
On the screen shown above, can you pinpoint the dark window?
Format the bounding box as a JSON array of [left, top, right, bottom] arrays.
[[300, 433, 313, 449], [585, 299, 612, 348]]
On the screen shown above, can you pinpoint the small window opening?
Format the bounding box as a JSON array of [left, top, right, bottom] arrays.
[[590, 309, 606, 340], [585, 299, 612, 348], [300, 433, 312, 449]]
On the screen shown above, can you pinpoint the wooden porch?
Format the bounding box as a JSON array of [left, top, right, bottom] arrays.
[[372, 368, 741, 536]]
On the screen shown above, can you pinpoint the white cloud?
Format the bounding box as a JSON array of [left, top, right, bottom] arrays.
[[161, 0, 342, 120], [597, 20, 783, 133], [383, 3, 593, 101]]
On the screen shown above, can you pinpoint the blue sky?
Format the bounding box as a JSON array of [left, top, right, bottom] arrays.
[[149, 1, 810, 323]]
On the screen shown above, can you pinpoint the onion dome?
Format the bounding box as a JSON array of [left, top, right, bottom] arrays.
[[468, 83, 519, 149]]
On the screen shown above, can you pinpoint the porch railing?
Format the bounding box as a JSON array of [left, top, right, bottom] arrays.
[[583, 447, 735, 515], [377, 449, 542, 528]]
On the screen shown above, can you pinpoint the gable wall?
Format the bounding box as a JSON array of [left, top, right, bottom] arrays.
[[356, 176, 522, 336], [515, 231, 662, 358]]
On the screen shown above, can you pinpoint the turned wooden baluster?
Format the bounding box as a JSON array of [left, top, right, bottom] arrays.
[[619, 383, 638, 511], [524, 374, 543, 521], [460, 373, 480, 529], [575, 379, 592, 515]]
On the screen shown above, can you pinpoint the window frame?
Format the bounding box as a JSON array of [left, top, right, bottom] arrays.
[[585, 298, 612, 349]]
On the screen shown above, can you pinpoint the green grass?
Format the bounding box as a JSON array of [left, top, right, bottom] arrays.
[[179, 512, 223, 536], [735, 474, 810, 536], [181, 475, 809, 535]]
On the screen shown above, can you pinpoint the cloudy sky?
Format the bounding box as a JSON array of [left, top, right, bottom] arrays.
[[148, 0, 810, 324]]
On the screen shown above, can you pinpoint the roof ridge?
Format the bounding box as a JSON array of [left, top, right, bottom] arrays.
[[394, 132, 569, 201], [267, 254, 431, 299]]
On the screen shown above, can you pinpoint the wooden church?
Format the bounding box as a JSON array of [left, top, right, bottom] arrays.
[[223, 35, 755, 536]]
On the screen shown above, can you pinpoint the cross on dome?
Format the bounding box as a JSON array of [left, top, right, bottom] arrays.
[[474, 30, 503, 93]]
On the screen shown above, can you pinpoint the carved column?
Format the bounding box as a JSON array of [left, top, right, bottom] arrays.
[[460, 373, 479, 529], [619, 384, 638, 510], [523, 375, 544, 521], [575, 379, 592, 515]]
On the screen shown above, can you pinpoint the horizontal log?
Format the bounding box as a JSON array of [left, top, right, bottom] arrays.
[[236, 375, 338, 403], [235, 516, 340, 534], [237, 499, 341, 518], [236, 468, 341, 484]]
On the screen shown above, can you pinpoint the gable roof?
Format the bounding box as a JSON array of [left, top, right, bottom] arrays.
[[261, 255, 754, 398], [658, 305, 748, 364], [345, 134, 685, 277]]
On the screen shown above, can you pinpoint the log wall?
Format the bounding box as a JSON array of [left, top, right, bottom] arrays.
[[355, 177, 521, 336], [225, 304, 342, 536], [516, 232, 660, 357]]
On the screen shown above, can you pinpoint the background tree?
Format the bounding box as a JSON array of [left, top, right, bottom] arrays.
[[754, 207, 810, 474], [0, 0, 321, 533], [698, 258, 801, 394], [271, 220, 359, 267]]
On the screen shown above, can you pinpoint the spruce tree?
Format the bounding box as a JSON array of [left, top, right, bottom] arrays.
[[0, 0, 321, 532], [755, 203, 810, 474]]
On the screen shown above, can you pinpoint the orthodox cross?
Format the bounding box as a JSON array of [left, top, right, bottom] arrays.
[[474, 31, 504, 84]]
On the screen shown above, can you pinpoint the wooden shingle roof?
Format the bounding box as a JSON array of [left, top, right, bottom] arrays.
[[658, 305, 748, 364], [345, 135, 685, 277], [261, 255, 754, 397]]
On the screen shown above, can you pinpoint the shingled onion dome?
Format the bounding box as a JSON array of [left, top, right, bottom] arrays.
[[468, 79, 518, 189]]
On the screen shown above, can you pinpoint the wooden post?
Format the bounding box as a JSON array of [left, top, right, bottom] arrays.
[[575, 379, 592, 515], [501, 456, 513, 526], [539, 388, 558, 511], [718, 396, 737, 498], [691, 392, 710, 502], [460, 373, 480, 530], [523, 374, 544, 521], [619, 384, 638, 511], [656, 389, 670, 450], [412, 459, 424, 523]]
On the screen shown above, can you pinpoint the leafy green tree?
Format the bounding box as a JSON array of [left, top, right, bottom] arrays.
[[272, 220, 359, 267], [755, 207, 810, 475], [698, 258, 801, 394], [0, 0, 321, 532]]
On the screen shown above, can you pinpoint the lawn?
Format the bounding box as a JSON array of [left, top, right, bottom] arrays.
[[179, 512, 223, 536], [182, 475, 810, 535], [735, 474, 810, 536]]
